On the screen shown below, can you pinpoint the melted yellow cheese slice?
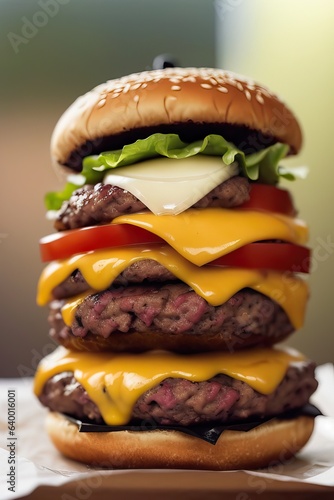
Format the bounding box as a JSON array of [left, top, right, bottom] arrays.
[[37, 243, 309, 329], [33, 346, 308, 425], [113, 208, 308, 266]]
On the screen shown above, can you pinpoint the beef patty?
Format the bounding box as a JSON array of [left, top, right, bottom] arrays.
[[38, 360, 317, 426], [54, 175, 250, 230], [49, 285, 294, 353]]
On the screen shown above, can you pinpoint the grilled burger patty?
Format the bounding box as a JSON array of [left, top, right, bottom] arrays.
[[54, 175, 250, 230], [38, 360, 317, 426], [52, 260, 178, 300], [49, 285, 294, 352]]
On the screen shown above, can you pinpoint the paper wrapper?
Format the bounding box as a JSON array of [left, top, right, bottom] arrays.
[[0, 363, 333, 499]]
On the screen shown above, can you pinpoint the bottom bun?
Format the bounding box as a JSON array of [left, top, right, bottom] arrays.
[[46, 412, 314, 470]]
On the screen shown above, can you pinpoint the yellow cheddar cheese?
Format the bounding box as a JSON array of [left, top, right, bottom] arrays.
[[113, 208, 308, 265], [37, 243, 308, 330]]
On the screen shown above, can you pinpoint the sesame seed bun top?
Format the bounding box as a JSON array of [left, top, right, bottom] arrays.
[[50, 67, 302, 176]]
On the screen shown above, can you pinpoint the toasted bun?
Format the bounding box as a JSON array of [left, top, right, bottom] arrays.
[[51, 68, 302, 177], [46, 412, 314, 470]]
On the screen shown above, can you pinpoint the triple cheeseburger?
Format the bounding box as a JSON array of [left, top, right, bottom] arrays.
[[34, 67, 318, 470]]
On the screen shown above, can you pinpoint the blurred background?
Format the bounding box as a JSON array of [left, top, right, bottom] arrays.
[[1, 0, 333, 377]]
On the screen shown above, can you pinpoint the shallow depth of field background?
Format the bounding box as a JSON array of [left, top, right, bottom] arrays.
[[1, 0, 333, 376]]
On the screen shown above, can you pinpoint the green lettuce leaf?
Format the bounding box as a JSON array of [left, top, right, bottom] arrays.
[[45, 133, 298, 211], [44, 181, 80, 211]]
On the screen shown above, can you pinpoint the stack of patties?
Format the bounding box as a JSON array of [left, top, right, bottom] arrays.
[[34, 68, 318, 470]]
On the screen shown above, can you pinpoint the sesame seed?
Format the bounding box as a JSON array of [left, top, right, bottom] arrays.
[[256, 93, 265, 104], [97, 98, 106, 107], [225, 78, 237, 87], [133, 95, 140, 103], [217, 86, 228, 93], [236, 82, 243, 91], [171, 85, 181, 91], [130, 83, 142, 90], [245, 90, 252, 101], [200, 83, 212, 89], [182, 76, 196, 82], [260, 88, 272, 98], [111, 85, 124, 92]]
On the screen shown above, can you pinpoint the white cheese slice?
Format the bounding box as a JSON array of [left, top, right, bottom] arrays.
[[103, 156, 239, 215]]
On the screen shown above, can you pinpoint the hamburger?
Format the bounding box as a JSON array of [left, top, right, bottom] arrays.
[[34, 67, 318, 470]]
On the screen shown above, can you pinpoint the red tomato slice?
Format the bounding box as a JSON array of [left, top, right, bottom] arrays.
[[210, 243, 310, 273], [239, 184, 296, 216], [40, 225, 310, 273], [39, 224, 163, 262]]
